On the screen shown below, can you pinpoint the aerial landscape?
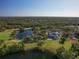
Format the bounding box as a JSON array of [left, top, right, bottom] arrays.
[[0, 0, 79, 59]]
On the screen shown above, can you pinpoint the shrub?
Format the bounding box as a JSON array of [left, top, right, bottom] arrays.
[[59, 37, 66, 44], [0, 40, 24, 56]]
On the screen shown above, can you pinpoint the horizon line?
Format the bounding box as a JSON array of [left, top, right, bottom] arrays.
[[0, 16, 79, 18]]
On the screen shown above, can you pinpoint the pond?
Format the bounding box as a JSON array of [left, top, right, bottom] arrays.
[[16, 30, 33, 40], [48, 32, 61, 39], [0, 48, 58, 59]]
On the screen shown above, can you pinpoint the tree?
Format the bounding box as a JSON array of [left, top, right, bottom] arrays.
[[56, 47, 75, 59], [59, 37, 66, 44], [71, 43, 79, 56]]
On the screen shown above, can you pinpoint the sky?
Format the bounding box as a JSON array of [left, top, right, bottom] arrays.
[[0, 0, 79, 17]]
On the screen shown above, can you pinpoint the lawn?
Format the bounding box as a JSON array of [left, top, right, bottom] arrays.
[[41, 40, 62, 54], [24, 43, 37, 51], [40, 39, 72, 54], [0, 29, 13, 40], [63, 40, 72, 51]]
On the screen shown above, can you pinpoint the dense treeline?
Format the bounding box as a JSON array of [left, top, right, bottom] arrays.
[[0, 17, 79, 30], [0, 17, 79, 26]]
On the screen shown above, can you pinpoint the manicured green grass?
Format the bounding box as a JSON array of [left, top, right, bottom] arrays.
[[63, 40, 72, 51], [24, 43, 37, 51], [0, 29, 13, 40], [41, 40, 62, 54]]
